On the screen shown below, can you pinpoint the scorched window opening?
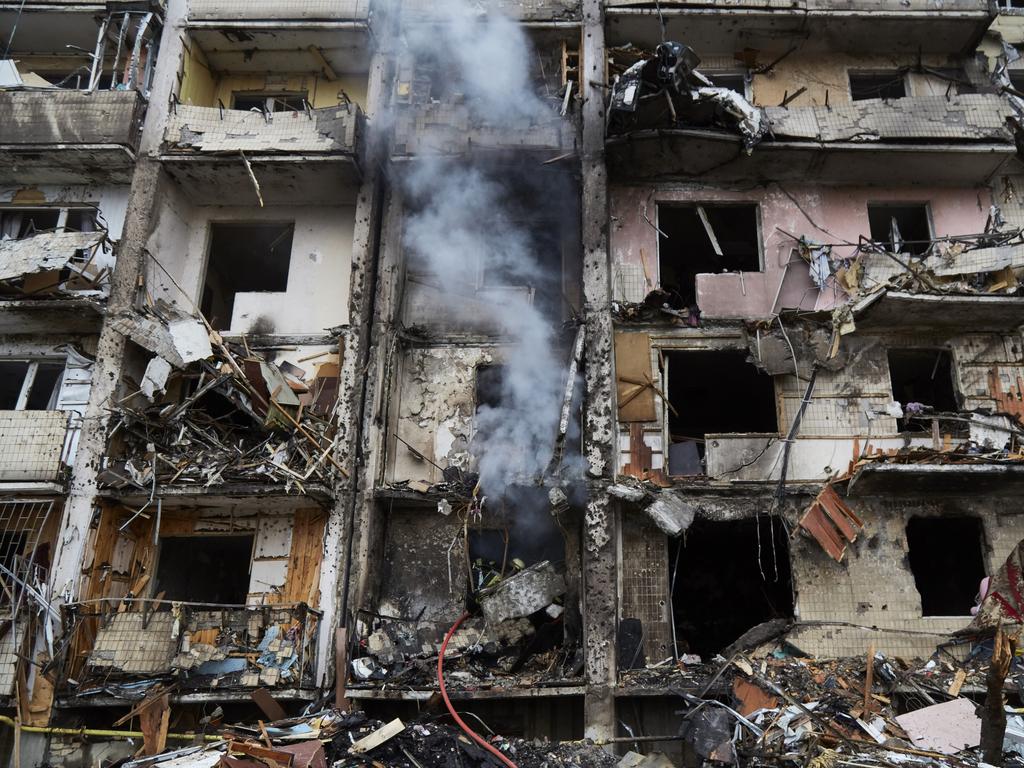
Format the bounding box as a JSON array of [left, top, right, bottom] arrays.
[[672, 516, 794, 660], [866, 203, 932, 257], [200, 222, 294, 332], [664, 350, 778, 476], [849, 71, 908, 101], [905, 516, 987, 617], [0, 359, 65, 411], [657, 203, 761, 310], [153, 534, 255, 605], [887, 348, 959, 431]]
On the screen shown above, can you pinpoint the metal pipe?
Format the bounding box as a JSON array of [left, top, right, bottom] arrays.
[[0, 715, 222, 742]]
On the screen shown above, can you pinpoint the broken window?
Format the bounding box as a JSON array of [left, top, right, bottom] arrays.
[[887, 349, 958, 429], [0, 360, 64, 410], [0, 209, 59, 239], [906, 517, 986, 616], [705, 71, 748, 97], [672, 517, 793, 659], [232, 92, 309, 113], [867, 204, 932, 256], [657, 204, 760, 308], [153, 535, 254, 604], [476, 365, 506, 411], [0, 208, 97, 239], [200, 223, 293, 331], [665, 350, 777, 475], [849, 71, 907, 101]]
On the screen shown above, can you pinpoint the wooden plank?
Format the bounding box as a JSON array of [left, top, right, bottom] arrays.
[[251, 688, 287, 722], [228, 740, 295, 766], [863, 642, 875, 714], [615, 332, 656, 422], [349, 718, 405, 754]]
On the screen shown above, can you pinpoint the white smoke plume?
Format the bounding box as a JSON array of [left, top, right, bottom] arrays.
[[390, 0, 578, 499]]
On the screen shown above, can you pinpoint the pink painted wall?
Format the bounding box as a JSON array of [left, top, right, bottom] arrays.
[[609, 184, 993, 319]]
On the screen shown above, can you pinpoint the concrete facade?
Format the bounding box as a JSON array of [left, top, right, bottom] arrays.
[[1, 0, 1024, 763]]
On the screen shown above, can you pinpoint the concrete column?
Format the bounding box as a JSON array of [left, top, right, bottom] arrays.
[[579, 0, 618, 744], [316, 40, 392, 683], [49, 0, 188, 598]]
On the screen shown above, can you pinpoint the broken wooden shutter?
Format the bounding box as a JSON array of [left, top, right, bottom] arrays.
[[615, 331, 657, 422]]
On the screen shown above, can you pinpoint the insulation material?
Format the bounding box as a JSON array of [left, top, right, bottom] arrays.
[[895, 698, 981, 755], [615, 332, 656, 422], [108, 305, 213, 369]]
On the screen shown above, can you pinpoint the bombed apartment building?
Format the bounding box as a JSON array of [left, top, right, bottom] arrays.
[[3, 0, 1024, 765]]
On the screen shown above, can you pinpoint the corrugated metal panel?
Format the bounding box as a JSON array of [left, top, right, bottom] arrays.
[[0, 411, 68, 481]]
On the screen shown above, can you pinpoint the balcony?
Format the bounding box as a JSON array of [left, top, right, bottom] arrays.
[[187, 0, 367, 21], [392, 102, 578, 158], [57, 600, 321, 704], [160, 103, 364, 204], [400, 0, 579, 22], [0, 90, 144, 184], [0, 411, 69, 483], [607, 93, 1018, 184], [604, 0, 993, 55]]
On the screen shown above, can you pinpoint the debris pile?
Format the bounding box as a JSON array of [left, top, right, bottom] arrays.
[[621, 631, 1024, 768], [607, 42, 767, 149], [61, 602, 320, 698], [352, 560, 578, 690], [119, 708, 622, 768], [100, 303, 343, 489]]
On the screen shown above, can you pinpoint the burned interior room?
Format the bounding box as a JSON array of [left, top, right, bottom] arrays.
[[657, 204, 761, 309]]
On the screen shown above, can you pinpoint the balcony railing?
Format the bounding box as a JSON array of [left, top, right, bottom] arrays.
[[187, 0, 368, 21], [0, 90, 144, 150], [163, 103, 363, 156], [0, 411, 69, 483], [57, 599, 321, 699]]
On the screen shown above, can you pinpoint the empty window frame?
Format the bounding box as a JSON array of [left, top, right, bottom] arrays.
[[849, 71, 907, 101], [0, 208, 98, 239], [664, 350, 778, 475], [672, 517, 793, 659], [657, 204, 761, 308], [705, 71, 749, 98], [905, 517, 986, 616], [200, 223, 294, 331], [996, 0, 1024, 10], [888, 348, 958, 429], [867, 204, 932, 256], [0, 360, 64, 410], [232, 92, 309, 113], [153, 535, 254, 604]]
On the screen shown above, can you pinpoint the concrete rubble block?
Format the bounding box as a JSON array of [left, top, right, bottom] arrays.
[[478, 560, 567, 625], [642, 490, 696, 537]]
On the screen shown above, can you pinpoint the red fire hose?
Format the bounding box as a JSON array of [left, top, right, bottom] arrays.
[[438, 612, 519, 768]]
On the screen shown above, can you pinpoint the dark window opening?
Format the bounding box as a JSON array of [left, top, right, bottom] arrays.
[[888, 349, 958, 429], [0, 531, 27, 574], [706, 72, 747, 96], [867, 204, 931, 256], [0, 209, 60, 239], [153, 535, 253, 604], [906, 517, 986, 616], [665, 350, 777, 475], [201, 223, 293, 331], [672, 517, 793, 659], [475, 364, 506, 411], [658, 204, 760, 309], [1009, 71, 1024, 93], [232, 93, 309, 113], [65, 209, 98, 232], [849, 71, 907, 101], [0, 360, 64, 410]]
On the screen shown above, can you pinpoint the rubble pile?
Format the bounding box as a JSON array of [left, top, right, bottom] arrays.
[[0, 229, 111, 298], [122, 708, 621, 768], [101, 304, 342, 489], [620, 638, 1024, 768]]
